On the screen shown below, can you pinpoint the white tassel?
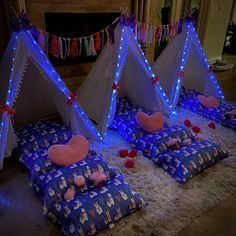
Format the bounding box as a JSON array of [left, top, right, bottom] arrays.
[[89, 36, 97, 56]]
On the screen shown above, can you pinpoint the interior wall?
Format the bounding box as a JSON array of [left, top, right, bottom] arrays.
[[200, 0, 233, 61], [0, 1, 9, 59]]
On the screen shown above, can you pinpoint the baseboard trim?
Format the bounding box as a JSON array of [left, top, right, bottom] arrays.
[[207, 56, 222, 64]]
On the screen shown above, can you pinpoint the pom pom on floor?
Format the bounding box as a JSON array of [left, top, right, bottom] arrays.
[[192, 126, 201, 133], [119, 149, 129, 157], [184, 119, 192, 127], [125, 159, 135, 169], [208, 122, 216, 129], [128, 149, 137, 158]]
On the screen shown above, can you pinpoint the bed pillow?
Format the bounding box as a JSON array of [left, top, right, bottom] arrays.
[[44, 174, 147, 236], [135, 111, 164, 133], [40, 154, 117, 209], [16, 121, 73, 156], [48, 135, 89, 166], [197, 95, 220, 108]]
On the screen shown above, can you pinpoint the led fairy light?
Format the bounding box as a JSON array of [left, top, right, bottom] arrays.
[[0, 31, 19, 165], [25, 30, 103, 140], [172, 24, 191, 107], [129, 27, 175, 114], [105, 27, 127, 132], [188, 22, 224, 99]]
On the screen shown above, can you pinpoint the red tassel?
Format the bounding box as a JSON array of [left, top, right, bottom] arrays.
[[50, 36, 60, 57], [70, 39, 78, 58], [95, 32, 101, 51], [155, 27, 161, 43]]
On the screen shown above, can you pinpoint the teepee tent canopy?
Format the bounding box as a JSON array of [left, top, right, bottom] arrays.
[[76, 23, 175, 135], [152, 20, 225, 107], [0, 29, 102, 169]]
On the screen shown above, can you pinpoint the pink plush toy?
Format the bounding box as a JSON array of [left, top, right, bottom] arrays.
[[195, 135, 203, 142], [74, 175, 85, 187], [166, 138, 180, 150], [90, 171, 107, 188], [48, 135, 89, 166], [183, 138, 192, 146], [64, 186, 75, 201], [135, 111, 164, 133], [197, 95, 220, 108]]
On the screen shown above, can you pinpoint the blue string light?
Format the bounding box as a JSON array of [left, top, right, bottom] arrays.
[[0, 32, 19, 167], [0, 29, 103, 155], [106, 28, 127, 132]]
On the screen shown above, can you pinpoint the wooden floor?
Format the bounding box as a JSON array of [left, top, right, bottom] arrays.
[[215, 55, 236, 104]]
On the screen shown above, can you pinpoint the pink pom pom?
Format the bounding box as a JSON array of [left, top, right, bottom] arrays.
[[74, 175, 85, 187], [64, 187, 75, 201], [183, 138, 192, 146], [91, 171, 107, 187]]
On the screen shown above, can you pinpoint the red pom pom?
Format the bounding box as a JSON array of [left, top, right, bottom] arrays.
[[208, 122, 216, 129], [119, 149, 128, 157], [192, 126, 201, 133], [125, 159, 135, 169], [184, 119, 192, 127], [128, 149, 137, 158]]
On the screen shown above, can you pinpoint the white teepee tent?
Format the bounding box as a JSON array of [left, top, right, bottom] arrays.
[[0, 29, 102, 169], [76, 23, 175, 135], [152, 20, 225, 107]]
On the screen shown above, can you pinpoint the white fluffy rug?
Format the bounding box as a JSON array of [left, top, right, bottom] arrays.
[[91, 107, 236, 236]]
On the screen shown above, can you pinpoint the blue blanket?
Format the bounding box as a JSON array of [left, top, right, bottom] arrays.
[[179, 87, 236, 130], [16, 120, 146, 235], [44, 174, 146, 236], [112, 98, 229, 183]]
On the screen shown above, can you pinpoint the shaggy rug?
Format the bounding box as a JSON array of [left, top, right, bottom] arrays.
[[90, 107, 236, 236]]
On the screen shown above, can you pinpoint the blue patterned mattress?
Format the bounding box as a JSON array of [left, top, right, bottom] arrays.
[[16, 120, 73, 158], [179, 87, 236, 130], [16, 120, 146, 235], [112, 98, 229, 183]]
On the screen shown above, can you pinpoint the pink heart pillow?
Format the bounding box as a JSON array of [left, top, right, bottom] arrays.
[[197, 95, 220, 108], [135, 111, 164, 133], [48, 135, 89, 166]]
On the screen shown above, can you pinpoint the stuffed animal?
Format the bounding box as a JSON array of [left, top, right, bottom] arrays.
[[166, 138, 180, 150], [74, 175, 86, 187], [64, 186, 75, 201], [90, 171, 107, 188]]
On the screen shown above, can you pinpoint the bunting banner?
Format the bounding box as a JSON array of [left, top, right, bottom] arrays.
[[31, 17, 183, 60]]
